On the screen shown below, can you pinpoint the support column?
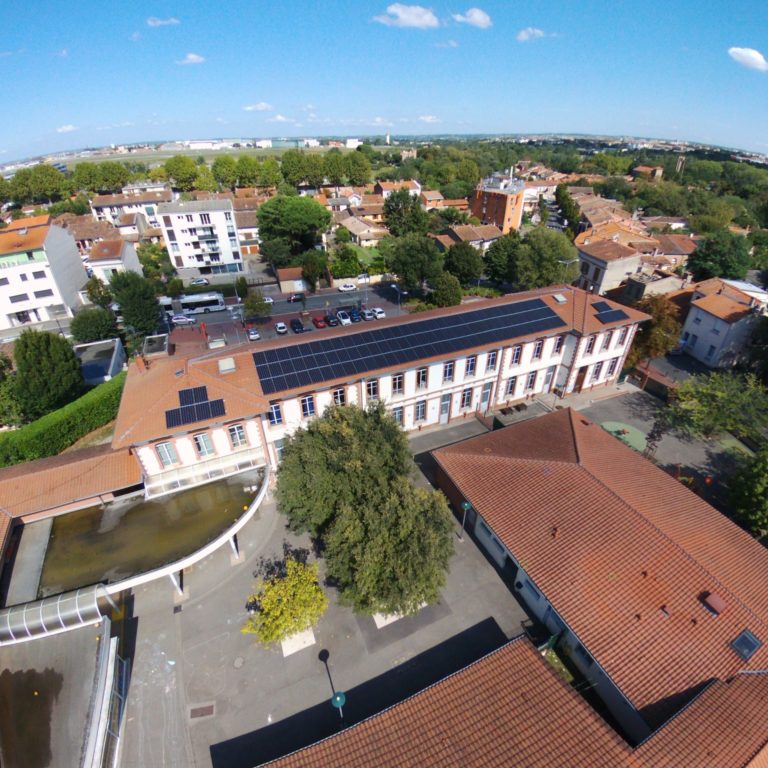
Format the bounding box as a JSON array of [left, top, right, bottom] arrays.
[[169, 570, 183, 595], [229, 533, 244, 565]]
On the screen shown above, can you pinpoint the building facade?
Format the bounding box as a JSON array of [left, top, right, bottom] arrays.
[[157, 199, 244, 280], [0, 217, 87, 331], [91, 187, 173, 228], [86, 239, 142, 285]]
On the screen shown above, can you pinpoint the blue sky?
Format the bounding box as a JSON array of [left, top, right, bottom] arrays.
[[1, 0, 767, 160]]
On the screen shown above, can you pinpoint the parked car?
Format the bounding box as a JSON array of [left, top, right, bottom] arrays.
[[361, 308, 375, 321], [336, 310, 352, 326], [190, 277, 210, 286], [247, 327, 261, 341], [262, 296, 274, 304], [349, 308, 362, 323], [275, 321, 288, 334], [371, 307, 386, 319], [338, 283, 356, 292], [312, 315, 327, 329], [325, 313, 339, 327], [290, 318, 306, 334], [286, 293, 305, 303], [171, 314, 195, 326]]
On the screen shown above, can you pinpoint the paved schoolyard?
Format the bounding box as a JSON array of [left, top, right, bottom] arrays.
[[121, 423, 529, 768]]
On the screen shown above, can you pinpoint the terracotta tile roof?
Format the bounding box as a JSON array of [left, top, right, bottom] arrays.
[[433, 409, 768, 722], [235, 211, 258, 229], [53, 214, 118, 242], [361, 194, 384, 205], [276, 267, 303, 281], [0, 223, 49, 256], [92, 190, 172, 207], [693, 277, 753, 304], [233, 197, 263, 212], [118, 213, 138, 226], [578, 239, 640, 263], [376, 180, 419, 192], [692, 293, 752, 323], [635, 673, 768, 767], [5, 214, 51, 230], [190, 191, 234, 201], [112, 349, 269, 449], [654, 234, 699, 256], [0, 444, 141, 518], [88, 239, 125, 262], [263, 638, 633, 768], [449, 224, 502, 242], [438, 198, 469, 209]]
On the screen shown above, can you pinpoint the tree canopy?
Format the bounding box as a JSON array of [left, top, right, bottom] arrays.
[[13, 330, 83, 420], [431, 272, 463, 307], [687, 231, 752, 280], [443, 241, 483, 286], [257, 195, 331, 255], [276, 404, 454, 615], [164, 155, 199, 191], [383, 189, 430, 237], [624, 295, 682, 368], [70, 308, 119, 344], [729, 447, 768, 536], [389, 234, 443, 291], [110, 272, 160, 338]]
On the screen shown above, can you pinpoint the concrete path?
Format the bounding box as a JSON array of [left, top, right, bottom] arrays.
[[5, 518, 52, 606]]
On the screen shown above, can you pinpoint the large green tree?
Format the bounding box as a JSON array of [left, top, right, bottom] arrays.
[[212, 156, 238, 189], [443, 241, 483, 286], [389, 234, 443, 291], [383, 188, 430, 237], [85, 276, 113, 309], [110, 272, 160, 337], [164, 156, 198, 191], [513, 227, 579, 289], [324, 150, 346, 187], [280, 150, 307, 187], [258, 158, 282, 188], [687, 230, 752, 280], [431, 272, 463, 307], [70, 308, 119, 343], [667, 372, 768, 441], [625, 295, 682, 368], [257, 195, 331, 255], [0, 353, 22, 427], [484, 232, 521, 284], [276, 404, 454, 615], [345, 151, 371, 186], [303, 154, 326, 188], [13, 330, 83, 420], [729, 448, 768, 536], [236, 155, 260, 187]]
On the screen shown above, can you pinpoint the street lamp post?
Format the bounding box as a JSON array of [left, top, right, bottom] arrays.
[[459, 500, 472, 542]]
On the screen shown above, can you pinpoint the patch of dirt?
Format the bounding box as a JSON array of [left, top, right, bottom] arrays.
[[62, 420, 115, 452]]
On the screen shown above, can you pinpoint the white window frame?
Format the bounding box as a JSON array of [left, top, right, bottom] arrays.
[[333, 388, 346, 406], [553, 336, 563, 354], [591, 361, 603, 382], [465, 355, 477, 376], [416, 368, 428, 390], [392, 406, 403, 424], [506, 377, 517, 396], [193, 433, 215, 457], [443, 361, 454, 383], [301, 395, 316, 418], [526, 371, 537, 391], [156, 442, 179, 467], [585, 335, 596, 354], [461, 388, 472, 409], [533, 340, 543, 360], [268, 403, 283, 426], [415, 400, 427, 421], [511, 346, 522, 365], [228, 424, 247, 448], [392, 373, 404, 395], [486, 350, 497, 372], [366, 379, 379, 400]]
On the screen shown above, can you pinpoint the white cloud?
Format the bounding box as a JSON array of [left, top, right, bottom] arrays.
[[728, 46, 768, 72], [56, 124, 77, 133], [268, 114, 295, 123], [176, 52, 205, 65], [373, 4, 439, 28], [300, 104, 315, 112], [97, 121, 135, 130], [54, 48, 68, 58], [243, 102, 273, 111], [452, 8, 492, 29], [418, 115, 441, 123], [372, 116, 394, 126], [147, 16, 180, 27], [436, 39, 458, 48], [516, 27, 546, 42]]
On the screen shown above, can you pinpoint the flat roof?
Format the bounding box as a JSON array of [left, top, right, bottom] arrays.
[[158, 199, 233, 214]]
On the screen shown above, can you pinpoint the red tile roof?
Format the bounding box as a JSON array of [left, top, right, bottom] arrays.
[[635, 673, 768, 767], [88, 239, 125, 262], [433, 410, 768, 721], [692, 294, 752, 323], [263, 638, 634, 768], [578, 239, 640, 263]]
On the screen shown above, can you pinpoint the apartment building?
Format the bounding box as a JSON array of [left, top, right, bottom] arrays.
[[577, 240, 643, 294], [470, 173, 525, 234], [91, 185, 173, 228], [111, 287, 646, 490], [0, 216, 87, 331], [157, 199, 244, 280]]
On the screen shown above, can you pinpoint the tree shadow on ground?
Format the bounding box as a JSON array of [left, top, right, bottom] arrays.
[[251, 540, 311, 581], [209, 618, 508, 768]]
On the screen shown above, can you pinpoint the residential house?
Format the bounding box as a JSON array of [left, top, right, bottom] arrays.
[[114, 212, 162, 246], [433, 224, 502, 254], [86, 239, 142, 284], [577, 240, 643, 294], [522, 180, 558, 213], [348, 204, 385, 223], [157, 199, 244, 279], [420, 190, 444, 210], [110, 287, 647, 489], [678, 278, 765, 367], [276, 267, 308, 295], [373, 180, 421, 199], [632, 165, 664, 181], [91, 186, 173, 228], [640, 215, 689, 231], [575, 223, 659, 253], [433, 408, 768, 741], [52, 213, 119, 255], [235, 211, 259, 257], [0, 217, 87, 331], [337, 216, 388, 247], [470, 173, 525, 234]]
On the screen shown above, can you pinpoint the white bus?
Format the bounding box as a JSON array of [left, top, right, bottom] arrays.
[[178, 292, 226, 314], [157, 296, 175, 314]]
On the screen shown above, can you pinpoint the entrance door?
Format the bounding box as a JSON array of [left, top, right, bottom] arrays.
[[480, 382, 492, 413], [543, 366, 556, 392], [439, 393, 451, 424], [575, 366, 588, 392]]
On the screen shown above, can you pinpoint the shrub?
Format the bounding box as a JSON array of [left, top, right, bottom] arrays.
[[0, 372, 126, 467]]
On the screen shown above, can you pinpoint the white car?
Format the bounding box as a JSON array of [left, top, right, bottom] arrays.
[[371, 307, 386, 319], [274, 321, 288, 335], [336, 310, 352, 326], [262, 296, 274, 304], [247, 327, 261, 341], [361, 308, 375, 321], [338, 283, 356, 292], [190, 278, 209, 286], [171, 314, 195, 326]]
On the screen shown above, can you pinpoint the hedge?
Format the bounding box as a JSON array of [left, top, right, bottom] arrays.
[[0, 371, 126, 467]]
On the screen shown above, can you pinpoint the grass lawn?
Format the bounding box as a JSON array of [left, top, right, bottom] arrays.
[[347, 243, 380, 267]]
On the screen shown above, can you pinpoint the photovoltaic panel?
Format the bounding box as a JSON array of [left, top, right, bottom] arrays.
[[592, 301, 612, 313], [253, 297, 569, 396], [596, 309, 629, 324], [164, 397, 227, 430], [178, 386, 208, 406]]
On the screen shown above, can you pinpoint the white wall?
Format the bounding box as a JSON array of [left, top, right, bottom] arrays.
[[680, 306, 757, 368]]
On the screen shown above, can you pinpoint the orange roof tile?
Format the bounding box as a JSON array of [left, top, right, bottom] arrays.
[[692, 294, 752, 323], [578, 239, 640, 262], [88, 239, 125, 262], [635, 673, 768, 767], [433, 410, 768, 723], [263, 638, 634, 768], [0, 444, 141, 518], [0, 223, 50, 256], [276, 267, 303, 281], [5, 214, 51, 231]]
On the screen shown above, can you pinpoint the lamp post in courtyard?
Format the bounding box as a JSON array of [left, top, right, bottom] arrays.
[[459, 500, 472, 542]]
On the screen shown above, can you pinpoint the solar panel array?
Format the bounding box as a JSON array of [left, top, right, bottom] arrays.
[[595, 308, 629, 325], [253, 298, 568, 396], [165, 386, 226, 430], [592, 301, 613, 313]]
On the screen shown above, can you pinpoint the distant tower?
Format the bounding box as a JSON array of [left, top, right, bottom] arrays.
[[676, 155, 686, 175], [385, 131, 391, 146]]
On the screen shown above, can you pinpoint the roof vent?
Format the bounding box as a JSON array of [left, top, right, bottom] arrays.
[[218, 357, 236, 374], [18, 227, 27, 235], [731, 629, 762, 662], [553, 293, 567, 304], [701, 592, 727, 616]]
